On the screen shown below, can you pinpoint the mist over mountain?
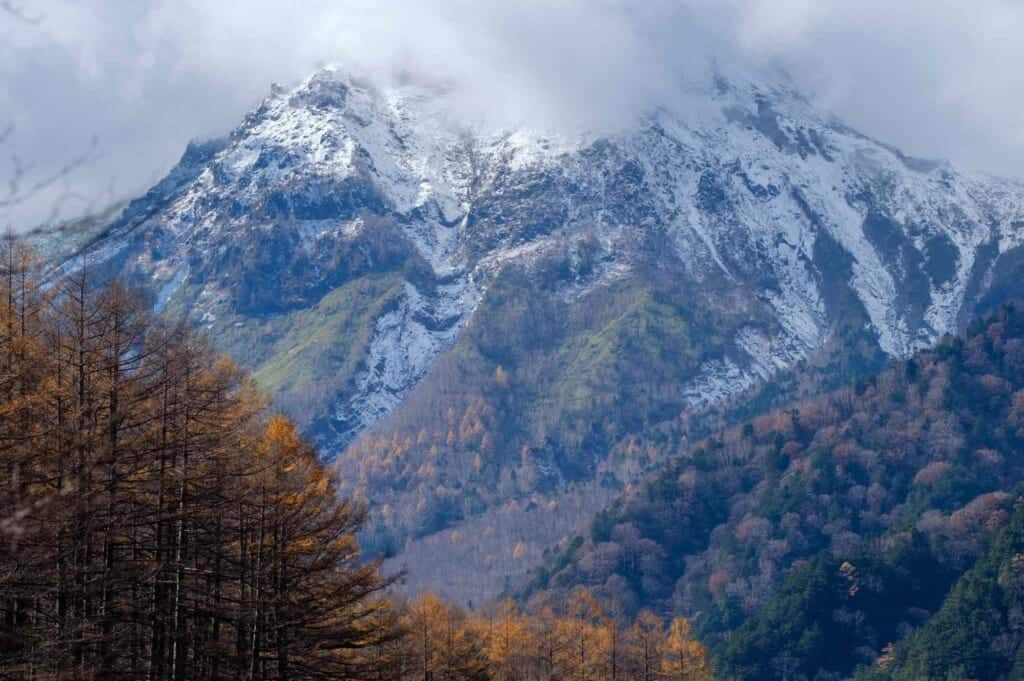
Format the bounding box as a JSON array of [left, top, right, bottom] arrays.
[[7, 1, 1024, 229]]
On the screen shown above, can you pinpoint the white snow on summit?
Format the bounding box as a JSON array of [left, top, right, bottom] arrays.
[[66, 66, 1024, 451]]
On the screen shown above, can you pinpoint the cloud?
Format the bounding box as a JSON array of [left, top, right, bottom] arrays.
[[733, 1, 1024, 173], [2, 0, 1024, 230]]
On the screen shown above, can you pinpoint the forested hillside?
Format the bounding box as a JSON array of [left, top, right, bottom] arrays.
[[860, 499, 1024, 681], [341, 260, 757, 555], [355, 255, 891, 601], [715, 533, 960, 680], [530, 300, 1024, 674]]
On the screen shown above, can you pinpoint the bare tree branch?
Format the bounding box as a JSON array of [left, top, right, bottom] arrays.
[[0, 136, 99, 212], [0, 0, 43, 24]]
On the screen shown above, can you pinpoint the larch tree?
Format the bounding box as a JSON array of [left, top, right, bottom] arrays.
[[624, 610, 665, 681], [0, 242, 401, 681], [660, 617, 712, 681]]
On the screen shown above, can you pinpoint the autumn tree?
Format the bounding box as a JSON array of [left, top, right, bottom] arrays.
[[624, 610, 665, 681], [485, 599, 530, 681], [0, 243, 400, 680], [660, 618, 712, 681], [526, 600, 568, 681], [557, 589, 605, 681]]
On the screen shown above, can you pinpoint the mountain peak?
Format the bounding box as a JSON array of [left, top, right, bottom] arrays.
[[63, 67, 1024, 583]]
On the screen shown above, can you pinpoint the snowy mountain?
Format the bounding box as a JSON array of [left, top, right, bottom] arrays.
[[68, 67, 1024, 441], [60, 66, 1024, 593]]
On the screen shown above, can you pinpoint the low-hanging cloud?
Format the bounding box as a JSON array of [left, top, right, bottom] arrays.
[[3, 0, 1024, 230]]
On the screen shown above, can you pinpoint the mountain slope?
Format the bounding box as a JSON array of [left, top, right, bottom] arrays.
[[58, 66, 1024, 596], [530, 301, 1024, 669]]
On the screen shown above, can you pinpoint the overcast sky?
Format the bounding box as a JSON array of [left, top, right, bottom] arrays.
[[3, 0, 1024, 230]]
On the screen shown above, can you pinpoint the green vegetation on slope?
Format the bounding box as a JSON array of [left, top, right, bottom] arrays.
[[252, 274, 404, 419], [715, 534, 960, 681], [338, 233, 904, 587], [339, 258, 769, 553], [185, 272, 404, 434], [860, 499, 1024, 681]]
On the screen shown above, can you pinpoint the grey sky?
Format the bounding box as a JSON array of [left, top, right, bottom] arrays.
[[3, 0, 1024, 230]]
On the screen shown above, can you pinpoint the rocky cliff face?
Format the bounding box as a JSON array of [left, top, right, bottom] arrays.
[[58, 66, 1024, 595]]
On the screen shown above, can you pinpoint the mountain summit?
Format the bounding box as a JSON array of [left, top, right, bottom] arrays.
[[62, 66, 1024, 597]]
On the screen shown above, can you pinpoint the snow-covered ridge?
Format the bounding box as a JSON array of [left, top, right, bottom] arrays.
[[65, 66, 1024, 453]]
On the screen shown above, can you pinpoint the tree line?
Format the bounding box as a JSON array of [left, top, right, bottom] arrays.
[[379, 590, 711, 681], [0, 242, 397, 680]]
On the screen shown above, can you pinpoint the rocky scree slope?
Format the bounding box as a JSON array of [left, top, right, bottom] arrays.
[[58, 67, 1024, 596]]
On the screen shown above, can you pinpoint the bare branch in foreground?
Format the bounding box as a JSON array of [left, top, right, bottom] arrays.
[[0, 0, 43, 24]]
